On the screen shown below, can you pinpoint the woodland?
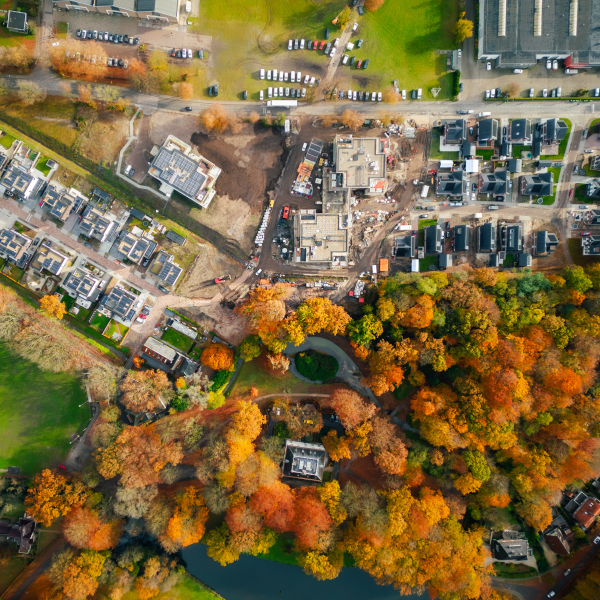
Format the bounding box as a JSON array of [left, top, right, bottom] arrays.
[[4, 263, 600, 600]]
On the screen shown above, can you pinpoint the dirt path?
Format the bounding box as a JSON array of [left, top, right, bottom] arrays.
[[321, 24, 353, 90]]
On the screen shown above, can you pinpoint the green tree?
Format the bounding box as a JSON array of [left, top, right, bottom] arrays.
[[239, 335, 262, 362], [347, 314, 384, 347], [463, 451, 491, 482], [338, 6, 352, 29], [563, 266, 593, 294]]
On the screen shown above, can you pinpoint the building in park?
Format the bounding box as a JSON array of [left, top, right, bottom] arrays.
[[31, 241, 70, 276], [0, 228, 32, 266], [282, 440, 328, 483], [149, 250, 183, 287], [39, 182, 88, 222], [6, 10, 28, 33], [492, 530, 532, 561], [117, 231, 157, 265], [141, 336, 198, 376], [62, 268, 104, 302], [98, 283, 141, 325], [52, 0, 179, 23], [478, 0, 600, 69], [293, 209, 350, 267], [148, 135, 222, 209], [79, 206, 118, 243], [330, 134, 388, 195], [0, 515, 36, 554]]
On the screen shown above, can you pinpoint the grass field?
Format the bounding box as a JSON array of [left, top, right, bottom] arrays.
[[0, 344, 89, 475], [162, 327, 195, 353], [0, 133, 15, 148], [194, 0, 457, 100]]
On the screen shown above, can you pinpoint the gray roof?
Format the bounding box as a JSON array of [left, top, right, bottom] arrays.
[[425, 225, 443, 253], [137, 0, 179, 16], [586, 179, 600, 199], [462, 142, 477, 158], [453, 224, 471, 251], [166, 230, 186, 245], [439, 253, 452, 267], [480, 0, 598, 67], [521, 171, 552, 196], [536, 230, 559, 254], [545, 119, 569, 142], [63, 269, 103, 300], [518, 253, 533, 267], [508, 159, 522, 173], [478, 119, 498, 142], [7, 11, 27, 32], [494, 538, 529, 561], [502, 223, 523, 253], [437, 170, 464, 195], [490, 253, 500, 266], [445, 119, 466, 143], [479, 170, 507, 194], [478, 222, 497, 252], [282, 440, 328, 481], [394, 234, 416, 258], [100, 285, 137, 321], [510, 119, 531, 142]]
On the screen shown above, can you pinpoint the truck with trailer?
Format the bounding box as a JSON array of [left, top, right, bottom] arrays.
[[266, 100, 298, 107]]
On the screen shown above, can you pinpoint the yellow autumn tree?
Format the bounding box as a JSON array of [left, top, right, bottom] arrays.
[[40, 294, 67, 319]]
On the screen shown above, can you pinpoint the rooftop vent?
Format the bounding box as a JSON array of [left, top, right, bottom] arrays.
[[570, 0, 578, 36], [498, 0, 507, 36], [534, 0, 542, 37]]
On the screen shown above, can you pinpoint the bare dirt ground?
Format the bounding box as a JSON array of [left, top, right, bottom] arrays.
[[177, 242, 245, 299], [531, 219, 569, 273], [148, 113, 287, 256], [174, 302, 248, 345]]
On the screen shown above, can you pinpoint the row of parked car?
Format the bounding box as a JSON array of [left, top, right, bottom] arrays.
[[65, 50, 128, 68], [339, 90, 382, 102], [341, 55, 368, 69], [260, 69, 318, 86], [76, 29, 139, 45], [170, 48, 203, 59]]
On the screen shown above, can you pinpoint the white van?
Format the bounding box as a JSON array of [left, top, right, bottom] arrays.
[[401, 89, 406, 100], [260, 68, 265, 80], [260, 90, 264, 101], [488, 205, 499, 210], [255, 268, 262, 276], [291, 71, 296, 83], [273, 87, 278, 97], [330, 48, 336, 57], [268, 87, 273, 98], [273, 69, 278, 80], [417, 88, 422, 99], [267, 70, 272, 80], [352, 23, 358, 32], [342, 54, 349, 65]]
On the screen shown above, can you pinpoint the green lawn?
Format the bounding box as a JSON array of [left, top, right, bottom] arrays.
[[36, 155, 53, 176], [122, 573, 221, 600], [476, 149, 494, 160], [418, 218, 438, 230], [0, 22, 35, 48], [503, 252, 515, 266], [512, 145, 532, 159], [0, 133, 15, 149], [193, 0, 457, 100], [419, 255, 438, 271], [536, 166, 561, 206], [3, 264, 24, 282], [430, 130, 459, 161], [162, 327, 195, 353], [72, 306, 91, 322], [0, 344, 89, 475], [90, 312, 110, 331], [56, 22, 68, 40], [104, 319, 128, 342], [228, 358, 319, 397]]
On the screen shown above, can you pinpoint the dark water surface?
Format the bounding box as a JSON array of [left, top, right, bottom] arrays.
[[182, 544, 430, 600]]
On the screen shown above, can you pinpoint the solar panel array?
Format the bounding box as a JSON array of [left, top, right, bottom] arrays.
[[158, 262, 183, 286], [153, 148, 207, 199], [305, 138, 324, 165]]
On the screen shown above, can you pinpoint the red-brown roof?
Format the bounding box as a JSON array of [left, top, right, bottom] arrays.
[[574, 497, 600, 528]]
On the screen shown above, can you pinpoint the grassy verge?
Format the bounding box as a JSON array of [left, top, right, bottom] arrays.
[[0, 344, 89, 475], [162, 327, 195, 353]]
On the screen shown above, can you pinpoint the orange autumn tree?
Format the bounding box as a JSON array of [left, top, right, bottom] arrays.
[[40, 294, 67, 319], [120, 369, 176, 413], [201, 343, 235, 371], [62, 507, 123, 551], [159, 487, 209, 552], [250, 480, 296, 532], [26, 470, 89, 527], [61, 549, 108, 600]]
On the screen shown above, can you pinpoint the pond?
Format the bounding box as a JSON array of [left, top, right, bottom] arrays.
[[182, 544, 430, 600]]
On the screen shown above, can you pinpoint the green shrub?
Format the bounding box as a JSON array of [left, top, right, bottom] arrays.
[[209, 369, 231, 391], [452, 70, 461, 97], [295, 350, 338, 381]]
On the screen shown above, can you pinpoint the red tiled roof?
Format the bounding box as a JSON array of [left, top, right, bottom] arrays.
[[574, 498, 600, 528]]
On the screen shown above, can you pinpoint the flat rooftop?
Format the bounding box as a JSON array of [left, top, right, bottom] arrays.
[[295, 210, 349, 264], [333, 135, 387, 193]]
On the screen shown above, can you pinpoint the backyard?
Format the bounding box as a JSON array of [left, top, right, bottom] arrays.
[[104, 319, 128, 342], [90, 312, 110, 332], [0, 344, 89, 475], [162, 327, 195, 353], [193, 0, 457, 100]]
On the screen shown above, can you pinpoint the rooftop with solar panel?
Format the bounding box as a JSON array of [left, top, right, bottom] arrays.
[[148, 135, 222, 209]]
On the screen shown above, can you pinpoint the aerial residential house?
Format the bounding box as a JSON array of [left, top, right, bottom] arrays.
[[425, 224, 443, 254], [148, 135, 222, 209], [518, 253, 533, 267], [520, 172, 553, 197], [149, 250, 183, 287], [117, 231, 156, 265], [501, 223, 523, 253], [453, 225, 471, 251], [569, 493, 600, 530], [141, 336, 179, 369], [98, 283, 140, 325], [79, 206, 118, 243], [39, 183, 88, 222], [543, 515, 575, 556], [590, 155, 600, 172], [165, 230, 186, 246], [477, 118, 499, 148], [6, 10, 28, 33], [62, 268, 104, 301], [590, 209, 600, 225], [478, 171, 507, 196], [478, 223, 497, 253], [536, 231, 559, 255], [478, 0, 600, 69], [1, 165, 42, 200], [442, 119, 467, 147], [439, 253, 453, 269], [282, 440, 328, 482], [544, 119, 569, 143], [509, 119, 532, 145], [0, 515, 36, 554], [31, 241, 69, 276], [330, 134, 388, 195], [582, 235, 600, 256], [0, 228, 32, 265], [492, 531, 532, 562], [393, 234, 416, 258], [436, 170, 465, 196], [585, 180, 600, 200]]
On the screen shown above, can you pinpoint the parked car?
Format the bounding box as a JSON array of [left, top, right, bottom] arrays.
[[260, 90, 264, 101], [547, 592, 555, 598], [184, 106, 193, 111], [569, 189, 574, 199], [485, 90, 490, 99], [357, 5, 363, 14], [595, 88, 600, 97], [557, 86, 562, 97], [564, 569, 571, 576], [513, 68, 523, 73], [93, 30, 98, 39], [308, 40, 313, 50], [182, 49, 187, 59], [546, 59, 552, 69], [553, 59, 558, 70], [401, 89, 406, 100], [325, 28, 330, 40], [300, 38, 305, 49], [581, 231, 592, 236], [490, 88, 496, 98], [302, 88, 306, 97], [377, 91, 382, 101], [350, 56, 356, 66], [358, 90, 363, 100], [134, 37, 140, 45], [356, 59, 362, 69], [353, 91, 357, 101], [357, 38, 363, 48], [363, 59, 369, 69], [529, 88, 534, 97], [543, 88, 548, 97], [243, 90, 248, 100], [580, 205, 590, 209], [294, 38, 299, 50], [319, 40, 325, 50], [76, 28, 81, 37], [419, 214, 430, 219], [594, 536, 600, 543], [486, 62, 491, 70], [364, 91, 370, 101], [288, 39, 293, 50]]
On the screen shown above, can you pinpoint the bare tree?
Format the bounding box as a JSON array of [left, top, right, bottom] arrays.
[[16, 81, 46, 106], [113, 485, 158, 519]]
